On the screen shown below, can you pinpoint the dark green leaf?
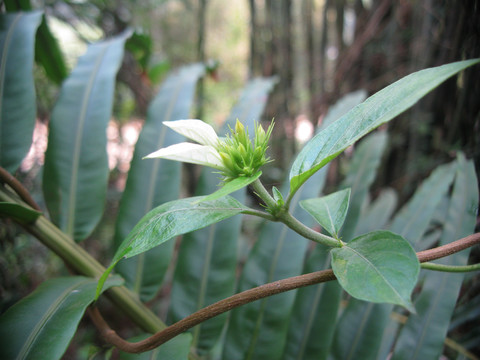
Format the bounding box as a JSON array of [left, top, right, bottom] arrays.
[[391, 154, 478, 360], [114, 64, 205, 302], [331, 230, 419, 311], [0, 11, 42, 173], [169, 77, 276, 354], [300, 188, 351, 237], [98, 196, 247, 299], [0, 202, 41, 223], [0, 276, 122, 360], [118, 333, 192, 360], [42, 31, 130, 241], [289, 59, 480, 196]]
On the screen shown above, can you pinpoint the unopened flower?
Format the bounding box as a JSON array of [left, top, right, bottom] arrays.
[[144, 119, 274, 181]]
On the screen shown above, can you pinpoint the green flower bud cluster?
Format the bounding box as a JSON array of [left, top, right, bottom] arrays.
[[216, 119, 274, 181]]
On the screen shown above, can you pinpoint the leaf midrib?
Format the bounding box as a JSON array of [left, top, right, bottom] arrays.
[[0, 13, 23, 161], [16, 279, 91, 359], [134, 73, 186, 295], [67, 44, 109, 237], [346, 244, 405, 304]]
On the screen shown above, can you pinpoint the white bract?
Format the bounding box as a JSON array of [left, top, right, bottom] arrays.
[[145, 119, 274, 181], [143, 120, 225, 170]]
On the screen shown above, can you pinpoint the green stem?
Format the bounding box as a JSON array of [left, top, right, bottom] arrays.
[[421, 262, 480, 273], [251, 178, 341, 248], [277, 210, 342, 247], [0, 185, 166, 334], [251, 178, 277, 210], [241, 208, 276, 221]]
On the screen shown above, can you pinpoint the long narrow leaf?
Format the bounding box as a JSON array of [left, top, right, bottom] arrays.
[[114, 64, 205, 301], [289, 59, 480, 196], [391, 154, 478, 360], [0, 11, 42, 173], [4, 1, 68, 84], [168, 77, 276, 354], [42, 31, 130, 241], [0, 276, 122, 360]]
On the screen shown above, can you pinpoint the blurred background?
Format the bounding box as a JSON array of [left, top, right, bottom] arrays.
[[15, 0, 480, 199], [1, 0, 480, 357]]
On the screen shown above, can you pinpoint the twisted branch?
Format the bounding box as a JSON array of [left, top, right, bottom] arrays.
[[90, 232, 480, 353]]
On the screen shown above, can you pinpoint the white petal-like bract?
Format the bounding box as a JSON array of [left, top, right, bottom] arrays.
[[144, 142, 225, 170], [163, 120, 219, 147]]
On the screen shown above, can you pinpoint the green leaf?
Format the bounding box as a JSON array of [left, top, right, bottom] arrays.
[[0, 11, 42, 173], [168, 77, 276, 355], [5, 0, 69, 85], [0, 202, 42, 223], [42, 31, 130, 241], [0, 276, 122, 360], [331, 230, 419, 311], [98, 196, 247, 299], [198, 171, 261, 203], [114, 64, 205, 302], [391, 154, 478, 360], [289, 59, 480, 196], [118, 333, 192, 360], [300, 188, 351, 237]]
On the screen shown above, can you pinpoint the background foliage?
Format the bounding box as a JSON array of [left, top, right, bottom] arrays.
[[1, 0, 479, 359]]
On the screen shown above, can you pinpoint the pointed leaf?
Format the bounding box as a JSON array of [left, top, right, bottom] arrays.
[[0, 276, 122, 360], [98, 196, 247, 298], [289, 59, 480, 195], [300, 188, 351, 237], [331, 230, 419, 311], [42, 31, 130, 241], [114, 64, 205, 301], [0, 11, 42, 173]]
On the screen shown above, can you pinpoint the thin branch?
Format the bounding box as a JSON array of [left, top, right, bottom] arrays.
[[421, 262, 480, 272], [90, 232, 480, 354]]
